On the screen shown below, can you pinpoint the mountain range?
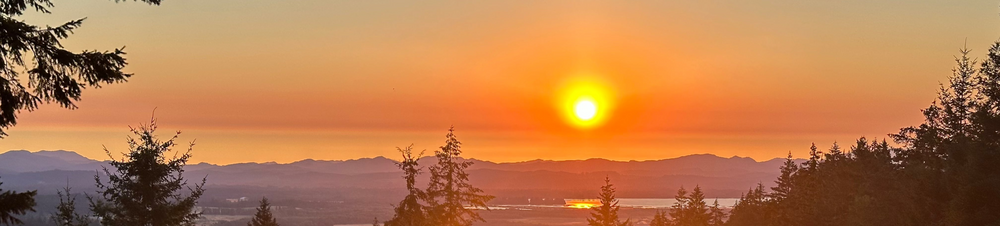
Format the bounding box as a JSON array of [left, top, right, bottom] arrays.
[[0, 150, 795, 199]]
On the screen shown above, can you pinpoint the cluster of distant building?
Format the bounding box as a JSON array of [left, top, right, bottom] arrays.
[[225, 197, 250, 203]]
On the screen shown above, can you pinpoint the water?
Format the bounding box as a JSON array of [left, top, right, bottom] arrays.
[[492, 198, 741, 209], [617, 198, 740, 208]]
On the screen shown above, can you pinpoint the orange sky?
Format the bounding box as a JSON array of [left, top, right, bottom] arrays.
[[2, 0, 1000, 164]]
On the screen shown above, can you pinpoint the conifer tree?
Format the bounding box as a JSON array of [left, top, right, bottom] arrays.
[[964, 41, 1000, 226], [707, 200, 725, 226], [725, 184, 769, 226], [686, 186, 709, 226], [767, 153, 797, 226], [649, 210, 668, 226], [888, 49, 977, 225], [770, 153, 797, 201], [793, 144, 824, 226], [0, 180, 36, 225], [384, 145, 428, 226], [804, 143, 821, 170], [53, 186, 88, 226], [424, 127, 493, 226], [0, 0, 163, 138], [586, 177, 630, 226], [247, 197, 278, 226], [892, 45, 1000, 226], [669, 186, 709, 226], [89, 119, 205, 226], [667, 186, 688, 226]]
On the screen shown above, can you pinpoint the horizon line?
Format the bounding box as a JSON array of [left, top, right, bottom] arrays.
[[3, 149, 802, 166]]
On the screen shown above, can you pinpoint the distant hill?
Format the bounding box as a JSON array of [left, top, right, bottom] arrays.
[[0, 150, 107, 173], [0, 150, 797, 198]]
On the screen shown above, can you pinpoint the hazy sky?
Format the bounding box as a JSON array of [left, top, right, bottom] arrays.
[[2, 0, 999, 164]]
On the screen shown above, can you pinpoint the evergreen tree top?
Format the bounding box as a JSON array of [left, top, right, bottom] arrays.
[[248, 197, 279, 226], [587, 177, 630, 226], [89, 119, 205, 226]]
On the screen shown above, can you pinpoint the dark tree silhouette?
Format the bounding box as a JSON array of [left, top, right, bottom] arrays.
[[965, 41, 1000, 226], [0, 0, 162, 138], [668, 186, 687, 226], [708, 200, 725, 226], [649, 210, 668, 226], [769, 153, 796, 202], [687, 186, 709, 226], [0, 180, 36, 225], [766, 153, 796, 226], [424, 127, 493, 226], [725, 184, 769, 226], [52, 186, 89, 226], [384, 145, 428, 226], [586, 177, 630, 226], [88, 119, 205, 226], [247, 197, 278, 226], [723, 45, 1000, 225], [381, 128, 494, 226], [891, 46, 1000, 225], [668, 185, 710, 226]]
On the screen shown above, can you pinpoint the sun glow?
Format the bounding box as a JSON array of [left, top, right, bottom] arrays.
[[558, 76, 614, 129]]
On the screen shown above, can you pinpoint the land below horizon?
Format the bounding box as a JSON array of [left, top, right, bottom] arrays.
[[2, 149, 785, 225]]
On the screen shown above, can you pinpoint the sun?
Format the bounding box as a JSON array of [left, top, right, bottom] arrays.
[[574, 98, 598, 121], [557, 76, 613, 129]]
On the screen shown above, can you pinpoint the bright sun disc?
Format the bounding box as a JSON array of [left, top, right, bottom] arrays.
[[574, 98, 597, 121], [557, 76, 614, 129]]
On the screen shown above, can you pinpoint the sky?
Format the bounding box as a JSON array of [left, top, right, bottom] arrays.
[[2, 0, 1000, 164]]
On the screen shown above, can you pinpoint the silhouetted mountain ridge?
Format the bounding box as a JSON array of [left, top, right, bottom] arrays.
[[0, 150, 794, 175], [0, 150, 108, 173], [0, 150, 798, 198]]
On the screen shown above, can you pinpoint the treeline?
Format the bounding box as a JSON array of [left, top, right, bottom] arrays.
[[722, 44, 1000, 226]]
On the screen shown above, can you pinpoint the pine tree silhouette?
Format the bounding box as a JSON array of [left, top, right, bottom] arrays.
[[88, 119, 205, 226], [0, 0, 162, 138], [648, 210, 668, 226], [52, 186, 88, 226], [891, 45, 1000, 225], [707, 199, 725, 226], [686, 186, 709, 226], [424, 127, 494, 226], [247, 197, 279, 226], [586, 177, 630, 226], [668, 185, 710, 226], [726, 184, 769, 226], [668, 186, 688, 226], [770, 152, 797, 201], [384, 145, 428, 226], [0, 179, 36, 225]]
